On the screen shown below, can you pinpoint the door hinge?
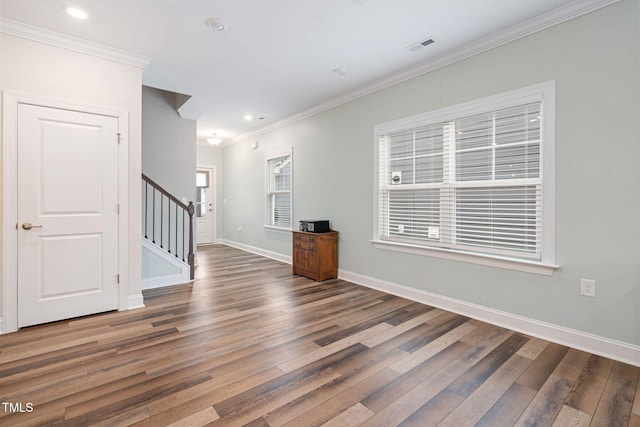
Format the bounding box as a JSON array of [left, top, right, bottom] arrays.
[[116, 274, 120, 284], [116, 203, 120, 214], [116, 133, 122, 144]]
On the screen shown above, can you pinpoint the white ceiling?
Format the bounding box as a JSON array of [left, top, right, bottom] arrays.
[[0, 0, 600, 145]]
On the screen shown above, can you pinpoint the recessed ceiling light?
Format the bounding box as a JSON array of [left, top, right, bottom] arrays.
[[205, 18, 227, 31], [244, 114, 254, 121], [66, 7, 88, 20]]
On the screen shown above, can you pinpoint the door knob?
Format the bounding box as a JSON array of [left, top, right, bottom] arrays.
[[22, 222, 43, 230]]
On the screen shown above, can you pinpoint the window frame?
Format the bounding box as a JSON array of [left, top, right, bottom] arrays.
[[264, 149, 293, 231], [195, 170, 209, 219], [372, 82, 557, 275]]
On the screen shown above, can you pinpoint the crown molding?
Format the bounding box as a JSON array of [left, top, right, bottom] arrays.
[[0, 17, 150, 69], [233, 0, 621, 144]]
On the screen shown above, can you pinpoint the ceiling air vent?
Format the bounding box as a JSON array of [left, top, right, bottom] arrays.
[[406, 37, 435, 52]]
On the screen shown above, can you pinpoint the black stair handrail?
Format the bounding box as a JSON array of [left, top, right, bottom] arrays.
[[142, 173, 195, 280]]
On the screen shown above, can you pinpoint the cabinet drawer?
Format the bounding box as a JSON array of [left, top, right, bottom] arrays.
[[294, 233, 317, 243], [293, 241, 317, 251]]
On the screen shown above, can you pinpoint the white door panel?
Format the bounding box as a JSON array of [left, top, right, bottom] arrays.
[[41, 123, 103, 214], [196, 167, 215, 245], [17, 104, 119, 327]]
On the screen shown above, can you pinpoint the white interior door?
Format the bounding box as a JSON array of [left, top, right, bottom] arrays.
[[196, 167, 215, 245], [17, 103, 119, 327]]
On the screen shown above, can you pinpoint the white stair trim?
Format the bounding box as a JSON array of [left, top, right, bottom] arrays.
[[142, 239, 191, 290]]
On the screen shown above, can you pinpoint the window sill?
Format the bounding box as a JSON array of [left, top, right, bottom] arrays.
[[371, 239, 558, 276], [264, 225, 292, 233]]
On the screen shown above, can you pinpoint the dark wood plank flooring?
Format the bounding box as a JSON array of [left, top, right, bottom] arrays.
[[1, 244, 639, 426]]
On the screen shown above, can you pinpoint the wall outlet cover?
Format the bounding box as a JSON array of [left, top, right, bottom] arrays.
[[580, 278, 596, 297]]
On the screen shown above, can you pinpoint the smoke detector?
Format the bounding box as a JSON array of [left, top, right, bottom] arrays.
[[332, 67, 347, 76], [205, 18, 227, 31]]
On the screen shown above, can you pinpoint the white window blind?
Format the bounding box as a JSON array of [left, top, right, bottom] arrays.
[[376, 83, 554, 266], [266, 151, 292, 229]]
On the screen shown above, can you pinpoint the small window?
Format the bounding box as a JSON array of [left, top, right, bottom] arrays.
[[265, 150, 292, 229], [374, 82, 555, 273], [196, 170, 209, 218]]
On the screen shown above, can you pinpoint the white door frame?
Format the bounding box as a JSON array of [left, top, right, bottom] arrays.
[[196, 163, 217, 245], [2, 91, 131, 333]]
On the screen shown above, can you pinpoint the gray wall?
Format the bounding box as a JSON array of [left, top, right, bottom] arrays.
[[142, 86, 196, 282], [142, 86, 197, 202], [220, 1, 640, 347]]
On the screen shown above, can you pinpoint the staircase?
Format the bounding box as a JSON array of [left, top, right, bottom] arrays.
[[142, 174, 195, 289]]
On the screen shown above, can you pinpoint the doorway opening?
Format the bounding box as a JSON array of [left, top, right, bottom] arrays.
[[196, 165, 216, 245]]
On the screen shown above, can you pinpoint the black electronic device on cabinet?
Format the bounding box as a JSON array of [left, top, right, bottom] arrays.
[[299, 220, 330, 233]]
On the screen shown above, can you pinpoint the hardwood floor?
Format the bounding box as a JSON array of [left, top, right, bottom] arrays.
[[1, 244, 639, 426]]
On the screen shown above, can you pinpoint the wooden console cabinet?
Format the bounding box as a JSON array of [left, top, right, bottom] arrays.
[[292, 230, 338, 282]]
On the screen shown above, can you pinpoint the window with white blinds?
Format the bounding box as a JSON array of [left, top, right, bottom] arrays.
[[375, 82, 555, 270], [265, 151, 292, 229]]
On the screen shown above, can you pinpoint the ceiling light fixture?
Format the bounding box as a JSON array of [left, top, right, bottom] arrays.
[[207, 134, 223, 145], [205, 18, 227, 31], [66, 7, 88, 20], [244, 114, 254, 121]]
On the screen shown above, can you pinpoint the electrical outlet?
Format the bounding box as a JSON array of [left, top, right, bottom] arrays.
[[580, 278, 596, 297], [238, 225, 242, 232]]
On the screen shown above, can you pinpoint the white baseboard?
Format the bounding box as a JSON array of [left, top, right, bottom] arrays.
[[127, 293, 145, 310], [338, 269, 640, 367], [142, 274, 188, 290], [213, 240, 640, 366], [218, 239, 292, 265]]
